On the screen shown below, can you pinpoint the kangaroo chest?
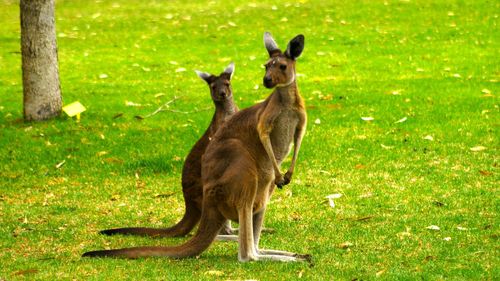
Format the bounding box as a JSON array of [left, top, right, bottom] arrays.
[[270, 108, 299, 164]]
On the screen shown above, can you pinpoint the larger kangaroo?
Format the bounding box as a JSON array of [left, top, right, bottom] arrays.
[[83, 32, 308, 262], [99, 63, 238, 237]]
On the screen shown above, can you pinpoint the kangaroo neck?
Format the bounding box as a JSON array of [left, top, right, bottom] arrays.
[[210, 98, 237, 134], [274, 80, 300, 105]]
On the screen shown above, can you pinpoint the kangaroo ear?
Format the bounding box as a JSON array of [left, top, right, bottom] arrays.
[[285, 34, 305, 60], [264, 32, 280, 56], [223, 62, 235, 80], [195, 70, 212, 83]]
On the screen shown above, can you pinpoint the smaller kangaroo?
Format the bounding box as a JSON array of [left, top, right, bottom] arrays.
[[83, 32, 309, 262], [99, 62, 238, 238]]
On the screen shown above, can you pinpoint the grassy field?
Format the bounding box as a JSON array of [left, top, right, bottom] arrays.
[[0, 0, 498, 279]]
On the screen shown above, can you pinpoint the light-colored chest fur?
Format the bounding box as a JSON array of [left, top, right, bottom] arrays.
[[270, 108, 299, 164]]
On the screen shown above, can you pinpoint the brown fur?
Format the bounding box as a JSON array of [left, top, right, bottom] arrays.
[[83, 33, 309, 262]]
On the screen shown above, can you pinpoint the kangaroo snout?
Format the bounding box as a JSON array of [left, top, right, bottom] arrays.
[[263, 76, 274, 88]]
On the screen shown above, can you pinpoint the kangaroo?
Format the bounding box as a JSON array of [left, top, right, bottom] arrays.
[[83, 32, 309, 262], [99, 62, 238, 237]]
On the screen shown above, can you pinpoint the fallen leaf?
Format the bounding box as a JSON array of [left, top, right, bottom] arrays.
[[99, 73, 108, 79], [443, 237, 451, 241], [55, 160, 66, 169], [433, 201, 445, 207], [380, 144, 393, 150], [14, 269, 38, 276], [376, 269, 387, 277], [104, 157, 123, 164], [353, 215, 374, 221], [205, 270, 224, 276], [175, 67, 186, 72], [314, 118, 321, 125], [339, 241, 353, 249], [361, 116, 374, 121], [457, 226, 468, 231], [424, 255, 435, 262], [481, 89, 491, 94], [470, 146, 486, 152], [423, 135, 434, 141], [325, 193, 342, 208], [395, 117, 407, 123], [359, 192, 373, 198], [154, 192, 175, 198], [97, 151, 108, 157], [125, 101, 142, 107], [426, 225, 440, 231], [452, 73, 461, 78], [479, 170, 492, 176], [355, 163, 365, 169]]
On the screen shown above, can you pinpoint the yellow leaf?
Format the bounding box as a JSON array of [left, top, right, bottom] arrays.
[[470, 146, 486, 152]]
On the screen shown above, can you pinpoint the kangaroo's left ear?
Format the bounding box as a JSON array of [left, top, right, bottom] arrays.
[[195, 70, 212, 83], [285, 34, 305, 60], [264, 32, 280, 57], [223, 62, 235, 80]]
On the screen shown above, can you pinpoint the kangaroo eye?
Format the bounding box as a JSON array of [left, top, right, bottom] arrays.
[[280, 64, 287, 71]]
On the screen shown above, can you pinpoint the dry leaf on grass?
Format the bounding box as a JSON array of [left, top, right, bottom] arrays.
[[394, 117, 407, 123], [470, 146, 486, 152], [426, 225, 440, 231], [325, 193, 342, 208]]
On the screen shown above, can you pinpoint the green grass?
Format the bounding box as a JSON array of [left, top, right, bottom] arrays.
[[1, 0, 498, 279]]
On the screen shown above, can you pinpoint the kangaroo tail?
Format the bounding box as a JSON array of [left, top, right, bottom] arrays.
[[100, 200, 201, 237], [83, 199, 225, 259]]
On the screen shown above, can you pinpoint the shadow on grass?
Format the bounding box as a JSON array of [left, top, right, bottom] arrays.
[[125, 156, 182, 175]]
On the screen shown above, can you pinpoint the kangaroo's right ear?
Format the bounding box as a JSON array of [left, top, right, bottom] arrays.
[[195, 70, 212, 83], [264, 32, 280, 56], [223, 62, 235, 80], [284, 34, 305, 60]]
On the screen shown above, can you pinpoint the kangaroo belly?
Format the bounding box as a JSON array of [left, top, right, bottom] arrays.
[[270, 109, 298, 164]]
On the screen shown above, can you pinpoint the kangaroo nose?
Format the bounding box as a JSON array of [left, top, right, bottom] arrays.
[[219, 91, 226, 98], [263, 76, 273, 88]]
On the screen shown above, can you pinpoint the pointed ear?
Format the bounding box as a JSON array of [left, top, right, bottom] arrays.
[[284, 34, 305, 60], [195, 70, 212, 83], [223, 62, 235, 80], [264, 32, 280, 56]]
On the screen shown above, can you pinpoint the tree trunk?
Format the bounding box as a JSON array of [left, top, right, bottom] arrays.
[[21, 0, 62, 121]]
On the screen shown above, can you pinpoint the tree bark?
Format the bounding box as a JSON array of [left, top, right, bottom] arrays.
[[21, 0, 62, 121]]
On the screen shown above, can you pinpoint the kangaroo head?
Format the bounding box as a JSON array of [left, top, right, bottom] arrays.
[[263, 32, 305, 89], [195, 62, 235, 103]]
